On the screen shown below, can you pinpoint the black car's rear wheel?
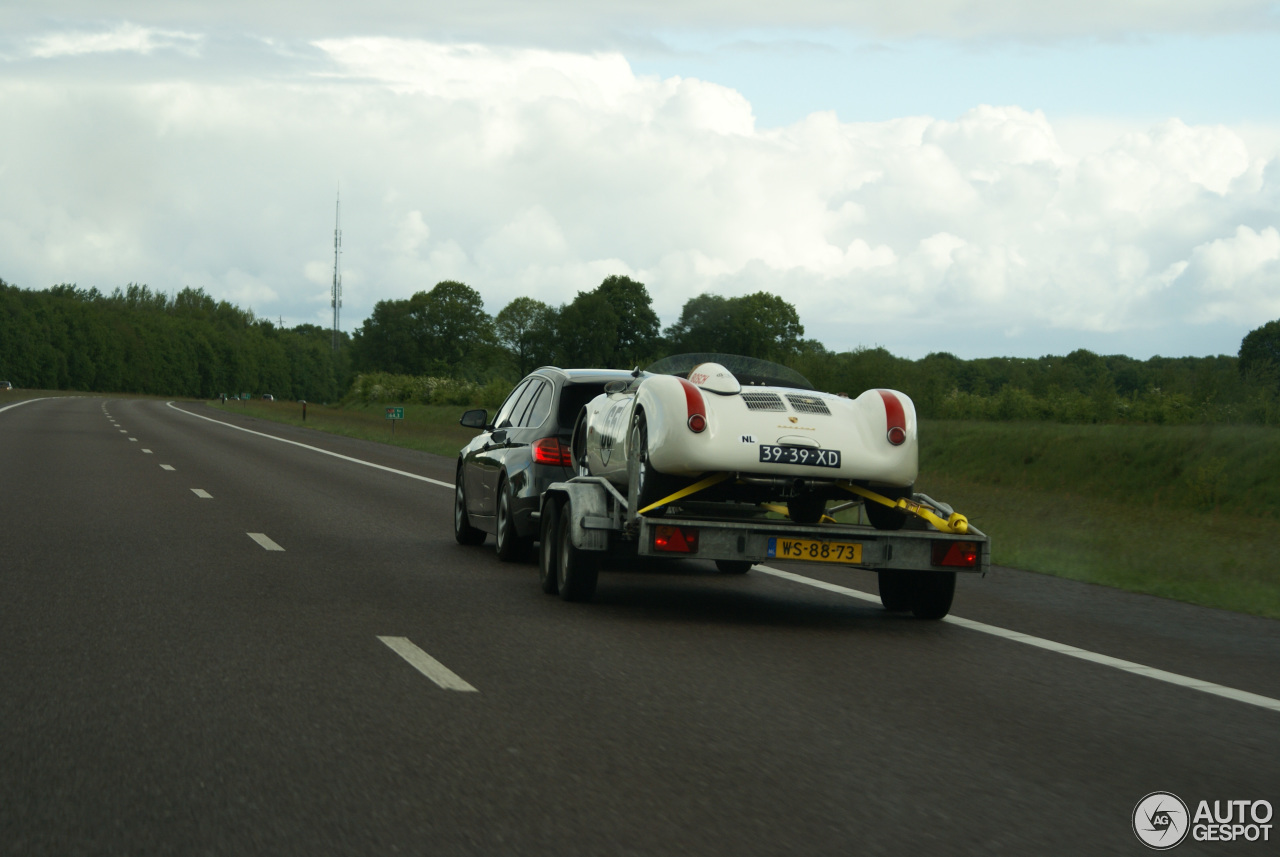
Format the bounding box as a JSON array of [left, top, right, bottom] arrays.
[[454, 471, 485, 546], [495, 478, 532, 562]]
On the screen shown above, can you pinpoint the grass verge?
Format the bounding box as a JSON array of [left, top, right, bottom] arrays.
[[210, 398, 479, 457]]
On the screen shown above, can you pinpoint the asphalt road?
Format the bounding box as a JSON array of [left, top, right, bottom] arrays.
[[1, 396, 1276, 856]]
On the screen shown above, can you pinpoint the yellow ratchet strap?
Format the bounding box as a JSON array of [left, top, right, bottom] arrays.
[[837, 482, 970, 534], [637, 472, 732, 515]]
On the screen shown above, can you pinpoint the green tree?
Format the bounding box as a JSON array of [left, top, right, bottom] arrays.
[[593, 275, 660, 368], [556, 292, 620, 367], [1240, 318, 1280, 392], [664, 292, 804, 360], [495, 296, 556, 376]]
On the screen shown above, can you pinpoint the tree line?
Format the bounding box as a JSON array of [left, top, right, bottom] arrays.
[[0, 279, 350, 402], [4, 273, 1278, 425]]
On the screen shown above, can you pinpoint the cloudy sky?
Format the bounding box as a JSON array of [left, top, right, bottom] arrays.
[[2, 1, 1278, 360]]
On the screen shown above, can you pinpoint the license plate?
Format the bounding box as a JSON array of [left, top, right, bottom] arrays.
[[767, 537, 863, 564], [758, 445, 841, 468]]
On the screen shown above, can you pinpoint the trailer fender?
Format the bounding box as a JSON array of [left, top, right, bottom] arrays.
[[544, 483, 609, 551]]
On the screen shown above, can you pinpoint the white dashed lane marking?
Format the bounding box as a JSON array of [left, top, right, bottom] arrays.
[[142, 449, 152, 454], [160, 465, 175, 471], [191, 489, 213, 499], [247, 532, 284, 551], [378, 637, 477, 692]]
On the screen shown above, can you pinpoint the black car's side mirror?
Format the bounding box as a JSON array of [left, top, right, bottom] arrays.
[[460, 408, 489, 429]]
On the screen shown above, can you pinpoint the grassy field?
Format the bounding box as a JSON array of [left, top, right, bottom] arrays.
[[915, 421, 1279, 619]]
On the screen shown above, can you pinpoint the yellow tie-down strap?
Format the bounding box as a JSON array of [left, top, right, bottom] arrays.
[[637, 472, 732, 515], [837, 482, 970, 534]]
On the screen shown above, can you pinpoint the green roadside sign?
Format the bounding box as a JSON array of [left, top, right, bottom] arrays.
[[386, 407, 404, 420]]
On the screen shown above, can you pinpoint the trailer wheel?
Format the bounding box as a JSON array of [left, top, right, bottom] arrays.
[[538, 498, 561, 594], [910, 571, 956, 620], [557, 499, 599, 602], [877, 570, 913, 611], [715, 560, 753, 575]]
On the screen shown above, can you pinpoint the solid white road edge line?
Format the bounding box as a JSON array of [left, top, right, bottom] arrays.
[[754, 565, 1280, 715], [0, 398, 52, 415], [378, 636, 477, 692], [166, 401, 453, 489], [247, 532, 284, 551]]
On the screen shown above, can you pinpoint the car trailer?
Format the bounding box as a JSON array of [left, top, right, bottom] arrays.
[[534, 475, 990, 619]]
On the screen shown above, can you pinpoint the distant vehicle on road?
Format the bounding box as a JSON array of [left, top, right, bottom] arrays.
[[262, 394, 274, 401], [454, 366, 634, 560], [1, 380, 12, 390]]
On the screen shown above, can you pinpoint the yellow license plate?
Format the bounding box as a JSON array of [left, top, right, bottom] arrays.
[[767, 537, 863, 564]]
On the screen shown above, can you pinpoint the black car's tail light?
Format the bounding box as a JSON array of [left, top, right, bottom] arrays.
[[533, 437, 573, 466]]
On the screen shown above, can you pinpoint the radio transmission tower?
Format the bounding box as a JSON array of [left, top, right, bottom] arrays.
[[331, 189, 342, 351]]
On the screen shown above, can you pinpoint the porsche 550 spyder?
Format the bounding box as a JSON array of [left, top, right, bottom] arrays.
[[572, 353, 918, 528]]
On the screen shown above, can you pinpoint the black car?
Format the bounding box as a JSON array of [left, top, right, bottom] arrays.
[[455, 367, 634, 560]]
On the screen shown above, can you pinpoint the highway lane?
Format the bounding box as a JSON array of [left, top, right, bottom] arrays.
[[1, 396, 1276, 855]]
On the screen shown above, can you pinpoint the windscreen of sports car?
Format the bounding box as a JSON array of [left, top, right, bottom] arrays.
[[644, 353, 815, 390]]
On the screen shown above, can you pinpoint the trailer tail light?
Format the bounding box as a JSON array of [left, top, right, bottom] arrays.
[[653, 525, 700, 554], [878, 390, 907, 446], [932, 540, 979, 568], [532, 437, 573, 467], [678, 378, 707, 433]]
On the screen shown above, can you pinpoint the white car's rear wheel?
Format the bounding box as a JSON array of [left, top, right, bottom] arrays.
[[627, 414, 671, 517]]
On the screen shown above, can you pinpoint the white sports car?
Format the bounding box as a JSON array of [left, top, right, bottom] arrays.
[[573, 353, 918, 528]]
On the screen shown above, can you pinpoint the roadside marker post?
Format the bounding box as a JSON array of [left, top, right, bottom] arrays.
[[386, 406, 404, 436]]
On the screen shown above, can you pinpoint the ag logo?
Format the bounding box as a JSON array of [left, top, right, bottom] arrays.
[[1133, 792, 1190, 850]]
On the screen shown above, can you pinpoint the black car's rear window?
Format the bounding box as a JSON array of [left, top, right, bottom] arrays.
[[557, 381, 607, 430]]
